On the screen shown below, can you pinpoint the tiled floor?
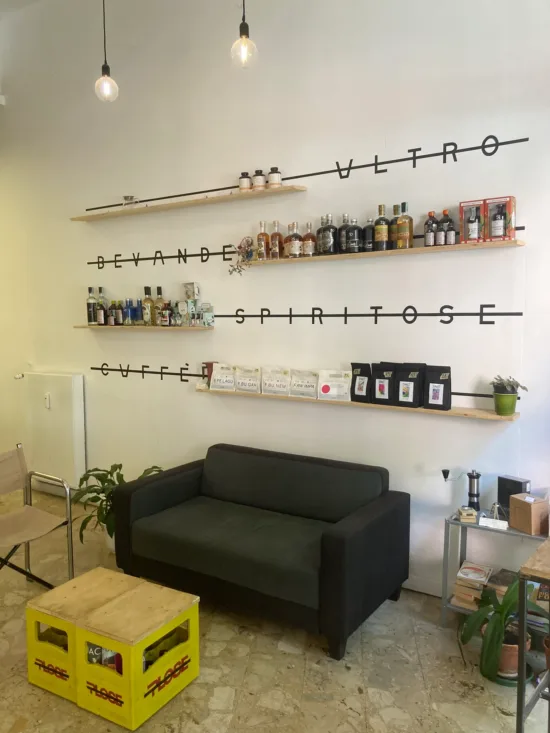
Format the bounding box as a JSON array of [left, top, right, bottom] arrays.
[[0, 492, 547, 732]]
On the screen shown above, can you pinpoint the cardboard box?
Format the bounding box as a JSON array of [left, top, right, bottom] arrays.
[[509, 493, 549, 536]]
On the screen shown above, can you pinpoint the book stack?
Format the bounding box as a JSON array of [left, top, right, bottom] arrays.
[[458, 506, 478, 524], [451, 560, 493, 611]]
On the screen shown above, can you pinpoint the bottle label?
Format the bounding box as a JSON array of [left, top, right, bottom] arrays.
[[143, 304, 152, 324], [397, 223, 410, 248], [425, 231, 435, 246], [347, 236, 360, 253], [435, 230, 446, 246], [323, 232, 335, 253], [492, 219, 505, 237], [390, 224, 398, 244], [290, 240, 302, 257], [239, 178, 252, 190], [468, 222, 479, 239], [161, 310, 171, 327], [375, 225, 388, 242], [339, 230, 348, 251], [97, 309, 105, 325], [87, 303, 97, 324], [303, 239, 315, 256], [253, 176, 266, 189], [107, 315, 115, 326], [446, 229, 456, 245], [115, 309, 123, 325]]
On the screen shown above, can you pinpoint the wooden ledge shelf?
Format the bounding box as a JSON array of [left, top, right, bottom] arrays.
[[71, 185, 307, 222], [249, 239, 525, 266], [74, 325, 213, 332], [201, 389, 519, 422]]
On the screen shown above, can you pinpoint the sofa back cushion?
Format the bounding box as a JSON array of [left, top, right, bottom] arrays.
[[201, 444, 388, 522]]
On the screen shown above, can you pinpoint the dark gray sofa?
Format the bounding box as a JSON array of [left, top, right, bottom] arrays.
[[114, 443, 410, 659]]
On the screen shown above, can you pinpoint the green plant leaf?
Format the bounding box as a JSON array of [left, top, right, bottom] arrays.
[[105, 511, 115, 538], [116, 472, 125, 485], [139, 466, 163, 479], [500, 579, 520, 624], [481, 587, 501, 609], [78, 514, 94, 544], [480, 612, 504, 681], [460, 605, 493, 645]]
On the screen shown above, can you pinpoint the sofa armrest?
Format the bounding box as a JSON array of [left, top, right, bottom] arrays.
[[114, 460, 204, 571], [319, 491, 410, 646]]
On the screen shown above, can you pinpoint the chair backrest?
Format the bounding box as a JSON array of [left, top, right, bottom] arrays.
[[0, 444, 27, 496]]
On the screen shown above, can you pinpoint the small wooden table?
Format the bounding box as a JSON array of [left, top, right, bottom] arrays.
[[517, 539, 550, 733]]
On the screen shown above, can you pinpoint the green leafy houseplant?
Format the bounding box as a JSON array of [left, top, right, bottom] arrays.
[[490, 375, 527, 417], [460, 578, 549, 681], [491, 375, 528, 394], [72, 464, 162, 543]]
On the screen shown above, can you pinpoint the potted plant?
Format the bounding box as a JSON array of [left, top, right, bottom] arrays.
[[72, 463, 162, 551], [460, 578, 548, 680], [491, 375, 527, 417]]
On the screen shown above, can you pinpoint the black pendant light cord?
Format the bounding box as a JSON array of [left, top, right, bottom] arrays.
[[102, 0, 108, 65], [240, 0, 249, 37], [242, 0, 246, 22]]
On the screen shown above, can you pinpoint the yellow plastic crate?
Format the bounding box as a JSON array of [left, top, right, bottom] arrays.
[[76, 582, 199, 730], [26, 568, 143, 703]]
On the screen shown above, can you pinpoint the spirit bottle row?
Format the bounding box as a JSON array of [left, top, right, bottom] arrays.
[[423, 210, 457, 247]]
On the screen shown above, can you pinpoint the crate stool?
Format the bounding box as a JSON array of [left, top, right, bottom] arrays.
[[75, 578, 199, 730], [26, 567, 143, 702]]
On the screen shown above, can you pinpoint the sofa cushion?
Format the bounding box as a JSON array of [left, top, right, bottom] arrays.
[[132, 496, 329, 609], [201, 444, 388, 522]]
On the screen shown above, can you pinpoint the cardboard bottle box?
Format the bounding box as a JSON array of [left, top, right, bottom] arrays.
[[509, 493, 549, 536]]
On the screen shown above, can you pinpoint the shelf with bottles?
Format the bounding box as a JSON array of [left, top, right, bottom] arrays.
[[75, 325, 213, 332], [247, 200, 524, 266], [71, 185, 307, 222], [84, 283, 214, 328]]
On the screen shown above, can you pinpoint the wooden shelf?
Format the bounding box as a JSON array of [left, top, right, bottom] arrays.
[[201, 389, 519, 422], [74, 325, 213, 332], [71, 185, 308, 222], [249, 239, 525, 266]]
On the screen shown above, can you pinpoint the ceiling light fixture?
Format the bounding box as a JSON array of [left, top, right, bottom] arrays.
[[95, 0, 119, 102], [231, 0, 257, 69]]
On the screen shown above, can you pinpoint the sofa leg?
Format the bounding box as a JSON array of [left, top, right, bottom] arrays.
[[389, 586, 402, 602], [328, 638, 347, 661]]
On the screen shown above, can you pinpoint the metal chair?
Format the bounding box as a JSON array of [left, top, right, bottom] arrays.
[[0, 444, 74, 589]]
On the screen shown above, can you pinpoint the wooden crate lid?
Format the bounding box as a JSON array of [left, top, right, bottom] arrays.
[[80, 580, 199, 645], [521, 538, 550, 582], [27, 568, 144, 622]]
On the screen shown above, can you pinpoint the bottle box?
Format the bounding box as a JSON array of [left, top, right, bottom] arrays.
[[485, 196, 516, 241], [459, 199, 486, 243], [183, 283, 200, 300]]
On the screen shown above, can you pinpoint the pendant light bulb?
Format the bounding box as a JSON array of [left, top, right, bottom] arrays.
[[95, 64, 119, 102], [231, 1, 257, 68], [95, 0, 119, 101]]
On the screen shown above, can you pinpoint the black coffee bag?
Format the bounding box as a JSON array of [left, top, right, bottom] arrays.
[[372, 362, 399, 406], [396, 363, 426, 408], [423, 365, 452, 411], [351, 363, 372, 403]]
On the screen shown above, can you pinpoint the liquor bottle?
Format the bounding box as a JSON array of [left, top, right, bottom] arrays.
[[424, 212, 438, 247], [396, 202, 413, 249], [338, 214, 350, 254], [284, 222, 303, 258], [256, 221, 269, 261], [107, 301, 116, 326], [317, 216, 326, 251], [302, 222, 317, 257], [363, 218, 374, 252], [161, 301, 172, 327], [270, 221, 284, 259], [86, 287, 98, 325], [491, 204, 506, 238], [323, 214, 337, 255], [96, 297, 106, 326], [98, 287, 108, 314], [142, 287, 155, 326], [154, 287, 164, 325], [467, 207, 480, 241], [115, 300, 124, 326], [389, 205, 400, 250], [445, 211, 456, 245], [134, 298, 144, 326], [123, 299, 134, 326], [374, 205, 390, 251], [346, 218, 363, 253]]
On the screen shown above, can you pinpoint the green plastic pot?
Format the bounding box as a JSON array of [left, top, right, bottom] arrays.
[[493, 392, 518, 416]]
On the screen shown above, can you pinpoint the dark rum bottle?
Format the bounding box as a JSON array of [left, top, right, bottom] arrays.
[[389, 204, 400, 250], [363, 218, 374, 252], [491, 204, 506, 238], [374, 205, 390, 251], [323, 214, 337, 255], [338, 214, 350, 253], [346, 218, 363, 253]]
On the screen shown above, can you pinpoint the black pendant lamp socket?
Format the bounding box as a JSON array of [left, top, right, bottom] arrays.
[[95, 0, 119, 101], [231, 0, 258, 68]]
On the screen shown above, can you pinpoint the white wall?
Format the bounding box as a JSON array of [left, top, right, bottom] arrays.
[[0, 0, 549, 594]]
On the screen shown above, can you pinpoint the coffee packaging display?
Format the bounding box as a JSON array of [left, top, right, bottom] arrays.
[[423, 365, 452, 411], [210, 363, 236, 391], [396, 363, 426, 408], [372, 363, 398, 406], [351, 363, 372, 403], [290, 369, 318, 398], [262, 366, 291, 396], [234, 365, 261, 393], [318, 370, 352, 401]]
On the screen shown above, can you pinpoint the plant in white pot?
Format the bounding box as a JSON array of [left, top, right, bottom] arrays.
[[73, 464, 162, 550], [491, 375, 527, 417]]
